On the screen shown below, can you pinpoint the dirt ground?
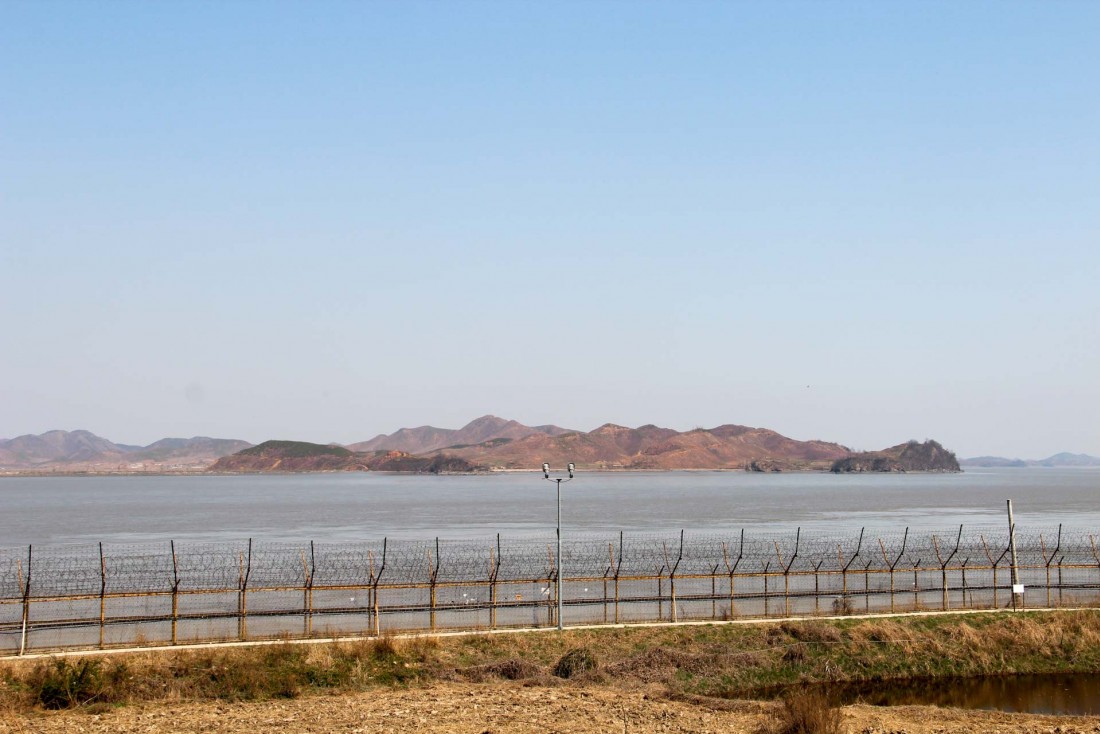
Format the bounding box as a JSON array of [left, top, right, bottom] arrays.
[[3, 682, 1100, 734]]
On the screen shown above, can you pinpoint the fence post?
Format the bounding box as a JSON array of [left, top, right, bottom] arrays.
[[723, 530, 745, 619], [881, 529, 907, 614], [1008, 499, 1021, 610], [19, 545, 31, 655], [546, 544, 556, 626], [911, 557, 922, 610], [778, 528, 800, 617], [604, 543, 615, 624], [372, 538, 387, 636], [710, 561, 720, 620], [614, 532, 623, 624], [663, 531, 684, 623], [488, 535, 501, 629], [171, 540, 180, 644], [863, 559, 873, 612], [980, 535, 1008, 609], [813, 560, 823, 614], [656, 563, 665, 622], [932, 525, 963, 610], [841, 528, 864, 609], [1041, 525, 1062, 608], [762, 561, 771, 616], [99, 542, 107, 648], [238, 539, 252, 641], [429, 538, 440, 632], [302, 542, 314, 638]]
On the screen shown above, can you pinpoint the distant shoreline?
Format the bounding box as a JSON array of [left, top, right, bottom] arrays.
[[0, 467, 977, 478]]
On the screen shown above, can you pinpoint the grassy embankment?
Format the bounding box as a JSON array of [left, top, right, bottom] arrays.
[[3, 610, 1100, 714]]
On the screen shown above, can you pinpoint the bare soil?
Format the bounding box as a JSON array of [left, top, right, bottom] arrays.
[[3, 682, 1100, 734]]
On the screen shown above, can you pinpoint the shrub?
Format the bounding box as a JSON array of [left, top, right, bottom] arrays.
[[553, 647, 598, 679], [33, 659, 109, 709], [774, 687, 843, 734]]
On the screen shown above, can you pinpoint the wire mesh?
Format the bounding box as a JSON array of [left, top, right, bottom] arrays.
[[3, 524, 1100, 654]]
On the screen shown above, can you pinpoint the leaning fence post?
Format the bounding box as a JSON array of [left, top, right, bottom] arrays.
[[99, 542, 107, 648], [19, 545, 31, 655]]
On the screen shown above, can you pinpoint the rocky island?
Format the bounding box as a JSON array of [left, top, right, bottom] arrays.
[[830, 440, 961, 473]]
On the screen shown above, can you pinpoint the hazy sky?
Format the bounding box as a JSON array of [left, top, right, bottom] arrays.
[[2, 2, 1098, 458]]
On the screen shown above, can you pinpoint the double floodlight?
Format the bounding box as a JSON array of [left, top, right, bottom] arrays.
[[542, 462, 575, 479]]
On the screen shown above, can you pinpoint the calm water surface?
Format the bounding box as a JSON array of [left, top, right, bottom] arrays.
[[1, 468, 1098, 547]]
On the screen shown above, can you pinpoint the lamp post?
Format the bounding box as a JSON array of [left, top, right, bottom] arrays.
[[542, 462, 575, 630]]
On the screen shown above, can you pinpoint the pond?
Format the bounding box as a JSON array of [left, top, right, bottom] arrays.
[[816, 673, 1100, 715]]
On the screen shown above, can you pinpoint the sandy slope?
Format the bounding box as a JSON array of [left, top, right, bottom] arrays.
[[3, 683, 1099, 734]]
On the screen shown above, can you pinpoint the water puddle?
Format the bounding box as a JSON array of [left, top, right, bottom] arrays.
[[820, 674, 1100, 716]]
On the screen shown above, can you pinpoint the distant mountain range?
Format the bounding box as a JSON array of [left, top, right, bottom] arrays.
[[415, 421, 855, 471], [348, 415, 574, 454], [209, 416, 957, 474], [0, 430, 251, 471], [1, 415, 1030, 474], [960, 453, 1100, 468]]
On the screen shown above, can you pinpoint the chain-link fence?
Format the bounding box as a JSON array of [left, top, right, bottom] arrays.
[[2, 524, 1098, 654]]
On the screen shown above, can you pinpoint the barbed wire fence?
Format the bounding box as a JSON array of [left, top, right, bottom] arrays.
[[3, 523, 1100, 655]]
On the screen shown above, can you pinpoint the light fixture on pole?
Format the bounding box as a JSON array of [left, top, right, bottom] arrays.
[[542, 462, 575, 630]]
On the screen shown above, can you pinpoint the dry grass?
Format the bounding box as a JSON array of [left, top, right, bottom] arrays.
[[3, 610, 1100, 713]]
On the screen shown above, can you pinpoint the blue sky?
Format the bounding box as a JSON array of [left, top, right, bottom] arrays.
[[2, 1, 1098, 458]]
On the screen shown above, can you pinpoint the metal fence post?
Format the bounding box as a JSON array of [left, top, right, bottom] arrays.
[[428, 538, 440, 632], [19, 545, 31, 655], [1008, 499, 1021, 610], [302, 542, 314, 638], [1041, 525, 1062, 608], [238, 539, 252, 641], [99, 542, 107, 648], [171, 540, 180, 644], [372, 538, 387, 636], [489, 535, 501, 629]]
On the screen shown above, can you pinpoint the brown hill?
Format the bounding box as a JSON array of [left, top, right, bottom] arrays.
[[831, 440, 961, 473], [209, 441, 480, 474], [426, 422, 852, 471], [348, 415, 574, 454]]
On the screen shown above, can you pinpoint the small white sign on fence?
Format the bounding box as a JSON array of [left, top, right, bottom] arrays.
[[1012, 584, 1025, 594]]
